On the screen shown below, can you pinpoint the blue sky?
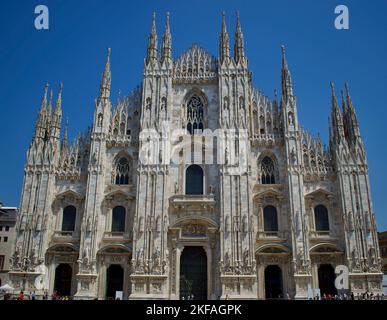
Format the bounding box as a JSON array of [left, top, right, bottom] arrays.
[[0, 0, 386, 229]]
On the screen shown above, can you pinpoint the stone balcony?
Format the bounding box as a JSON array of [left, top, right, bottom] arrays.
[[102, 231, 133, 243], [251, 133, 282, 146], [51, 230, 80, 243], [256, 231, 287, 242], [169, 194, 217, 223]]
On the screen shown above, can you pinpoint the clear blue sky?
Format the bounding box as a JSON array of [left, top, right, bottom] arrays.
[[0, 0, 386, 230]]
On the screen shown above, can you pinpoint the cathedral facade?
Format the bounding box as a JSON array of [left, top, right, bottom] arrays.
[[8, 13, 383, 299]]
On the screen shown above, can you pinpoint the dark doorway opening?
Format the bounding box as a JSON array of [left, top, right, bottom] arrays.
[[106, 264, 124, 299], [54, 264, 72, 296], [180, 246, 207, 300], [318, 264, 337, 296], [264, 265, 283, 299]]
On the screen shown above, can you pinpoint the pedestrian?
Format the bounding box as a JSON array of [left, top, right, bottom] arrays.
[[19, 291, 24, 300], [31, 291, 36, 300], [286, 292, 290, 300]]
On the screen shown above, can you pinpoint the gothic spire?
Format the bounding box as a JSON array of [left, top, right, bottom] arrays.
[[281, 45, 294, 99], [34, 84, 49, 140], [47, 88, 53, 116], [161, 12, 172, 64], [99, 48, 111, 101], [219, 11, 230, 63], [330, 82, 344, 137], [61, 118, 68, 159], [234, 11, 245, 64], [54, 82, 63, 116], [146, 12, 158, 65], [344, 81, 360, 140]]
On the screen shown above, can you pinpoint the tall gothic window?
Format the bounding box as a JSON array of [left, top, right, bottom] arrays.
[[261, 157, 276, 184], [62, 205, 76, 232], [185, 165, 204, 195], [186, 95, 204, 134], [314, 205, 329, 231], [112, 206, 126, 232], [114, 157, 130, 185], [263, 205, 278, 232]]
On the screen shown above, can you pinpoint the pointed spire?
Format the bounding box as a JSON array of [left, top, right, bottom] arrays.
[[54, 82, 63, 115], [61, 118, 68, 158], [234, 11, 245, 63], [281, 45, 293, 99], [40, 84, 49, 112], [47, 88, 53, 115], [161, 12, 172, 64], [146, 12, 158, 65], [330, 81, 339, 110], [219, 11, 230, 63], [34, 84, 49, 140], [330, 81, 345, 144], [344, 81, 360, 140], [99, 48, 111, 101]]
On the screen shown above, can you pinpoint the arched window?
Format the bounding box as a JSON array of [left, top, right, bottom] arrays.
[[112, 206, 126, 232], [264, 205, 278, 232], [186, 95, 204, 134], [314, 205, 329, 231], [62, 205, 76, 232], [114, 157, 130, 185], [185, 165, 204, 195], [261, 157, 276, 184]]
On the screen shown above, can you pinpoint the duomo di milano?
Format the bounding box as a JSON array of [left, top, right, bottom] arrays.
[[8, 12, 383, 300]]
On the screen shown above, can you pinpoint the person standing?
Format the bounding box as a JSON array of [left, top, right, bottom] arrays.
[[19, 291, 24, 300]]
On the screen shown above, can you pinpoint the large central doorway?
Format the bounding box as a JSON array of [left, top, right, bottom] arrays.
[[180, 246, 207, 300], [106, 264, 124, 299], [54, 264, 72, 297], [318, 264, 337, 296], [264, 265, 283, 299]]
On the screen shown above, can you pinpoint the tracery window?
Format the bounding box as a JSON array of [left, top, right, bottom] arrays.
[[114, 157, 130, 185], [261, 157, 276, 184], [186, 95, 204, 135]]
